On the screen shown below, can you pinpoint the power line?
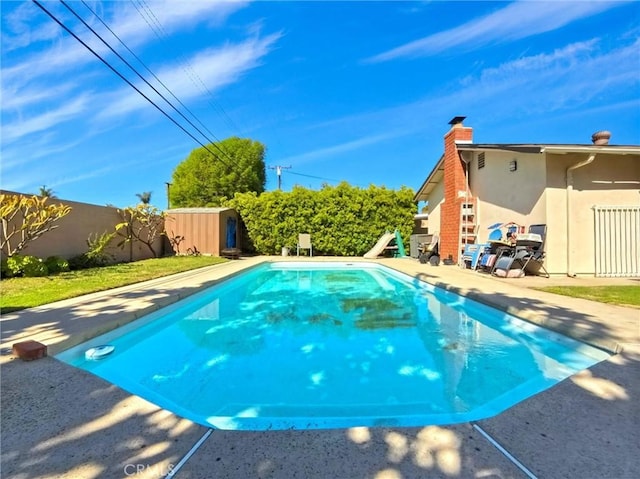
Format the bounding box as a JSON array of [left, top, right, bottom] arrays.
[[282, 169, 373, 189], [284, 170, 343, 183], [131, 0, 245, 136], [78, 0, 230, 155], [57, 0, 236, 171], [32, 0, 233, 168]]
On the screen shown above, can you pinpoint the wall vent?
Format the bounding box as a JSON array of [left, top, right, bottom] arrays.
[[478, 152, 485, 169]]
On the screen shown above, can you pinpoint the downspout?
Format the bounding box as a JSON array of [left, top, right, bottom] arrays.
[[461, 152, 471, 266], [566, 153, 596, 277]]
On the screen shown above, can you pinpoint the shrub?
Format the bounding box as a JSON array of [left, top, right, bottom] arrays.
[[69, 232, 116, 270], [6, 255, 27, 276], [68, 254, 90, 270], [6, 255, 49, 277], [1, 259, 11, 278], [86, 231, 116, 266], [45, 256, 70, 274], [230, 183, 415, 256], [22, 256, 48, 277]]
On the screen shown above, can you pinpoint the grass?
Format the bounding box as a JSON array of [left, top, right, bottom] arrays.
[[533, 285, 640, 308], [1, 256, 228, 313]]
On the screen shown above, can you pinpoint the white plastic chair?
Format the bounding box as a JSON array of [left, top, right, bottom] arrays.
[[297, 234, 313, 256]]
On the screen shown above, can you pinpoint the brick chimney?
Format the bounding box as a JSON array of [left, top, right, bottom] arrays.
[[440, 116, 473, 262]]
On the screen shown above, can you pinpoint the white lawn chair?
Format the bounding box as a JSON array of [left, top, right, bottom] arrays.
[[297, 233, 313, 256]]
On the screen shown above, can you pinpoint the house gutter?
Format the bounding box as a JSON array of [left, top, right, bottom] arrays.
[[566, 153, 596, 277]]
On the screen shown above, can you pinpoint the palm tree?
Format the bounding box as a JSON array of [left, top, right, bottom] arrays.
[[38, 185, 56, 198], [136, 191, 152, 204]]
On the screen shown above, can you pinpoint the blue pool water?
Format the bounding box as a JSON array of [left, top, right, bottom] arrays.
[[57, 262, 609, 430]]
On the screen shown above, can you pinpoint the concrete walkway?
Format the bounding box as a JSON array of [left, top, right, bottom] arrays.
[[1, 257, 638, 479]]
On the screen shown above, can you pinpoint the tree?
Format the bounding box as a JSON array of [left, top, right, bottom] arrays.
[[38, 185, 56, 198], [136, 191, 152, 204], [0, 194, 72, 257], [170, 137, 266, 207], [115, 204, 165, 258]]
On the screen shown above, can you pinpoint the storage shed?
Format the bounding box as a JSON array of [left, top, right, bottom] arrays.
[[164, 208, 240, 257]]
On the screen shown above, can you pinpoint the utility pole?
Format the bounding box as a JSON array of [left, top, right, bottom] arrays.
[[268, 165, 291, 190], [165, 182, 172, 209]]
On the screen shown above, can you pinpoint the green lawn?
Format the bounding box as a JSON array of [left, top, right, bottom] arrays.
[[1, 256, 228, 313], [533, 285, 640, 308]]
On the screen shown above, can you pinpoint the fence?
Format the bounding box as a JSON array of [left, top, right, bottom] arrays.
[[593, 205, 640, 277], [1, 191, 162, 262]]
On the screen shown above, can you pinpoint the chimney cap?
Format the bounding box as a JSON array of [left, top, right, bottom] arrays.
[[448, 116, 466, 126], [591, 130, 611, 145]]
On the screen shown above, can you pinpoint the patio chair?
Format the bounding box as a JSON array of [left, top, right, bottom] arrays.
[[492, 249, 528, 278], [521, 249, 550, 278], [479, 226, 508, 273], [518, 224, 550, 278], [297, 233, 313, 257], [492, 224, 550, 278], [461, 243, 487, 270], [418, 234, 440, 265]]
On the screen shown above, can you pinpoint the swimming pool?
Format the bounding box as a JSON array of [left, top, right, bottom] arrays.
[[57, 261, 609, 430]]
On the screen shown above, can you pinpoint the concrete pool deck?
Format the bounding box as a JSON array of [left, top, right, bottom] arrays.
[[1, 256, 638, 478]]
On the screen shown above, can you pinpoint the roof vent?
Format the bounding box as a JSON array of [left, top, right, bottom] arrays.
[[448, 116, 466, 127], [591, 130, 611, 145]]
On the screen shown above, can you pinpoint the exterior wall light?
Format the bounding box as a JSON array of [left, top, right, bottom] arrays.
[[509, 160, 518, 172]]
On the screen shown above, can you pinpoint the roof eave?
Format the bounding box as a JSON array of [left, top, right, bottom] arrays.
[[413, 154, 445, 202], [541, 145, 640, 155], [456, 144, 544, 154], [456, 144, 640, 155]]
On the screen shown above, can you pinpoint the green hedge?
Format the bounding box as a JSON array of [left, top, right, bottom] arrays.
[[230, 183, 415, 256]]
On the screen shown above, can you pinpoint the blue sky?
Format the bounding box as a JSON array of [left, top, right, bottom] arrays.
[[1, 0, 639, 209]]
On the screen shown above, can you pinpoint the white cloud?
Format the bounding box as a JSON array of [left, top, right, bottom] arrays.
[[1, 95, 91, 143], [0, 1, 62, 52], [119, 0, 250, 35], [1, 133, 85, 171], [453, 37, 640, 114], [366, 0, 624, 62], [1, 81, 80, 112], [2, 1, 250, 88], [297, 34, 639, 160], [47, 165, 117, 189], [1, 2, 276, 152], [279, 130, 411, 166], [97, 32, 282, 120]]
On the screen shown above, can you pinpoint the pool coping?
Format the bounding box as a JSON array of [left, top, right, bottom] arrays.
[[1, 255, 639, 479], [3, 256, 636, 358]]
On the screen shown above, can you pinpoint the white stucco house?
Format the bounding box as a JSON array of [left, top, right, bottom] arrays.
[[414, 117, 640, 277]]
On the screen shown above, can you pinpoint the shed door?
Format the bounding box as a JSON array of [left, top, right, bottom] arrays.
[[593, 205, 640, 277]]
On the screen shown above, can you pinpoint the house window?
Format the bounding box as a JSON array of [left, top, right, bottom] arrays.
[[478, 152, 485, 169]]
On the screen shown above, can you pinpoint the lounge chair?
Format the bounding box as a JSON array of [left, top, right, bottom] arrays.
[[492, 224, 550, 278], [518, 224, 550, 278], [492, 249, 528, 278], [297, 233, 313, 256], [461, 243, 487, 270], [478, 228, 508, 273]]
